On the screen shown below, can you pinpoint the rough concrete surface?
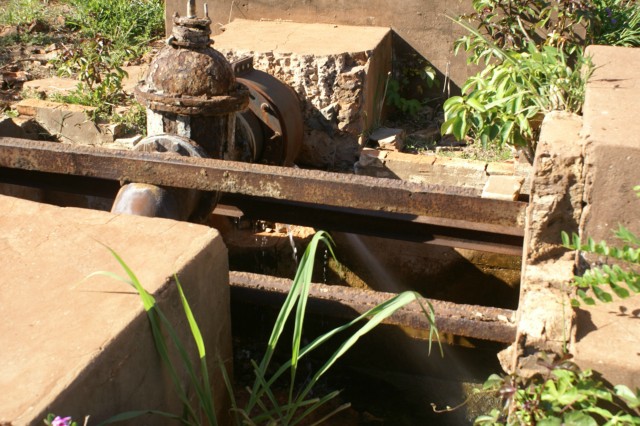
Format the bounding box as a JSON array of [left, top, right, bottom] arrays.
[[165, 0, 476, 88], [501, 112, 584, 375], [355, 148, 531, 194], [15, 98, 122, 146], [214, 19, 391, 169], [572, 46, 640, 388], [581, 45, 640, 243], [0, 195, 231, 425]]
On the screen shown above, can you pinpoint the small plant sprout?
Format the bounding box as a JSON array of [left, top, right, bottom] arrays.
[[44, 414, 76, 426], [562, 185, 640, 306]]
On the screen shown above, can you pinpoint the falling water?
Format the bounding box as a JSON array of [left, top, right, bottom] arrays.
[[285, 225, 298, 265], [342, 232, 406, 293], [322, 248, 328, 284]]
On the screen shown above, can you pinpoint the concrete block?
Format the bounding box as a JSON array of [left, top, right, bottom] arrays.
[[581, 45, 640, 243], [0, 195, 231, 425], [481, 175, 524, 201], [214, 19, 392, 170], [0, 117, 28, 139], [405, 156, 486, 189], [368, 127, 405, 151], [15, 98, 116, 145], [571, 46, 640, 389], [486, 161, 515, 176], [355, 148, 491, 191]]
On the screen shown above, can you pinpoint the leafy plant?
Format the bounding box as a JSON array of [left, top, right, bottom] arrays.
[[112, 101, 147, 136], [588, 0, 640, 47], [459, 0, 640, 55], [475, 353, 640, 425], [458, 0, 592, 55], [445, 0, 638, 159], [51, 36, 130, 122], [94, 231, 441, 425], [385, 63, 439, 117], [561, 185, 640, 306], [442, 20, 590, 160]]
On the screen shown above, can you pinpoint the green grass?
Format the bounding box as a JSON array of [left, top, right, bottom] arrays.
[[63, 0, 164, 55], [0, 0, 47, 26]]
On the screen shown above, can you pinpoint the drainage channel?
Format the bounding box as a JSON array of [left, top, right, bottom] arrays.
[[0, 136, 525, 345]]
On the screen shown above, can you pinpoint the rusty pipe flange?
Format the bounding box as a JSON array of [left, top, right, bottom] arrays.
[[233, 58, 303, 166], [112, 134, 219, 221], [135, 83, 249, 116], [133, 133, 207, 157]]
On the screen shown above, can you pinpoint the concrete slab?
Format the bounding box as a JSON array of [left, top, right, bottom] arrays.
[[15, 98, 122, 145], [215, 19, 391, 56], [572, 46, 640, 388], [0, 195, 231, 425], [573, 294, 640, 389], [481, 175, 524, 201]]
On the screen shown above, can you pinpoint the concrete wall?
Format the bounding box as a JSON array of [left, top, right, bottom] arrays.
[[0, 196, 232, 425], [165, 0, 476, 89]]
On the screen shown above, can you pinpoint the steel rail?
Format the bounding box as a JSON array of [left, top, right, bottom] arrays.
[[0, 137, 526, 253]]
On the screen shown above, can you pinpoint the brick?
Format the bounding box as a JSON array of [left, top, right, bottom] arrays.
[[481, 175, 524, 201]]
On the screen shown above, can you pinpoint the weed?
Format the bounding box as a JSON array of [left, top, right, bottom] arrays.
[[475, 353, 640, 425], [385, 63, 439, 118], [91, 232, 441, 425], [50, 36, 131, 123], [111, 102, 147, 136], [442, 19, 591, 160], [64, 0, 164, 56], [0, 0, 47, 27]]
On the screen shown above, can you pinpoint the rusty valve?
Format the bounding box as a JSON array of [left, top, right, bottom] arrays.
[[134, 0, 249, 160], [114, 1, 248, 220]]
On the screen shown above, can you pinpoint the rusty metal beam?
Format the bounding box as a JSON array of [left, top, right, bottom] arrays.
[[229, 271, 516, 344], [0, 137, 526, 234], [220, 195, 523, 254]]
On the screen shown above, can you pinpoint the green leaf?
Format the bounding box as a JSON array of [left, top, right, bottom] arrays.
[[615, 385, 640, 409], [466, 97, 487, 112], [592, 285, 613, 303], [562, 411, 598, 426], [538, 417, 562, 426]]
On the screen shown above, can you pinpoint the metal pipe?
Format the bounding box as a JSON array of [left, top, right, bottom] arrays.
[[229, 271, 517, 343]]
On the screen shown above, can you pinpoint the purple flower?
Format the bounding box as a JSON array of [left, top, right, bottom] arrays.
[[51, 417, 72, 426]]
